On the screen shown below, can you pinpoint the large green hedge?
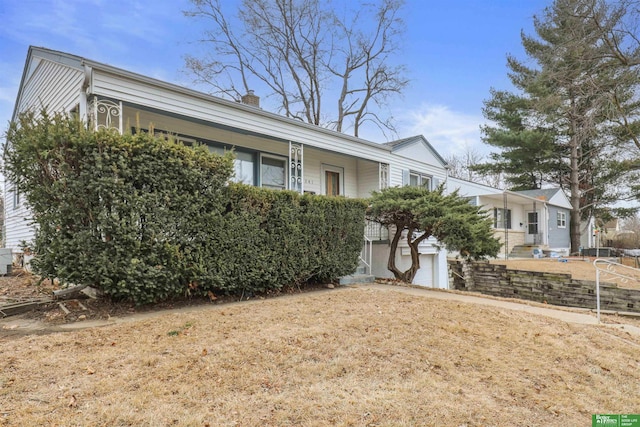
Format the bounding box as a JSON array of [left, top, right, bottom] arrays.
[[4, 111, 367, 304]]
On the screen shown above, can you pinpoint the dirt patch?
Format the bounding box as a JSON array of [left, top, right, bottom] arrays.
[[1, 286, 639, 426], [490, 258, 640, 289], [0, 270, 56, 304]]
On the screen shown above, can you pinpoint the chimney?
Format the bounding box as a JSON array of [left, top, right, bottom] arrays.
[[241, 90, 260, 108]]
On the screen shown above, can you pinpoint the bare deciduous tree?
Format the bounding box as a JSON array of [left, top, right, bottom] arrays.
[[184, 0, 408, 138], [577, 0, 640, 151], [444, 147, 504, 188]]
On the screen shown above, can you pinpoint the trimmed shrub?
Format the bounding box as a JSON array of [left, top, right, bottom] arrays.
[[4, 111, 366, 303], [5, 111, 233, 303], [207, 185, 367, 294]]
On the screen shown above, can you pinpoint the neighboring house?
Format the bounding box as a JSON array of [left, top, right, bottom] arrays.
[[580, 217, 633, 252], [6, 46, 452, 287], [514, 188, 572, 255], [601, 219, 620, 247], [448, 179, 572, 257], [580, 217, 597, 250]]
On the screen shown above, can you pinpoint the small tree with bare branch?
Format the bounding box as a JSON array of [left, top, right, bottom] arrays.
[[184, 0, 408, 138], [444, 147, 504, 188]]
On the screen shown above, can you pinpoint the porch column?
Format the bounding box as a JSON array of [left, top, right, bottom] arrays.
[[289, 142, 303, 193], [88, 96, 123, 134]]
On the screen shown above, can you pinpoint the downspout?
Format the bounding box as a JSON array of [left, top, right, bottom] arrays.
[[533, 200, 537, 245], [80, 63, 93, 125], [443, 164, 450, 194], [545, 203, 549, 247]]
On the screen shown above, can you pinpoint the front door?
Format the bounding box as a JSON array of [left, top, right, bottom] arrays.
[[526, 211, 541, 244], [325, 171, 340, 196]]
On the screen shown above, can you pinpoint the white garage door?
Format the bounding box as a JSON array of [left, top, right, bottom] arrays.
[[412, 254, 434, 287]]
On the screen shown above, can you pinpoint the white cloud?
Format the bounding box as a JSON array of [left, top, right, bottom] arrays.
[[399, 104, 489, 159]]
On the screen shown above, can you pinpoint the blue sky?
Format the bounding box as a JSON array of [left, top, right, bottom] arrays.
[[0, 0, 549, 159]]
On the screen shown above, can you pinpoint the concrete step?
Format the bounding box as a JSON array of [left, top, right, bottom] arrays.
[[509, 252, 533, 258], [509, 245, 545, 259], [339, 274, 376, 285]]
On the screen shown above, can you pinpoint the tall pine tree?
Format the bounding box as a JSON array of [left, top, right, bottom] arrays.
[[480, 0, 640, 252], [477, 89, 563, 190]]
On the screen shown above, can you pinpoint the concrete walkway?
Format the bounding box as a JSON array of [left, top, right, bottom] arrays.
[[354, 283, 640, 337]]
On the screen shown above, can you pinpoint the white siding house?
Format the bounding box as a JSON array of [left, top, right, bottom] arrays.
[[6, 46, 454, 287]]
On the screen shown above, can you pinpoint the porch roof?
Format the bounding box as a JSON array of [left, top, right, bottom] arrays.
[[481, 190, 556, 208], [17, 46, 452, 176], [64, 49, 399, 158]]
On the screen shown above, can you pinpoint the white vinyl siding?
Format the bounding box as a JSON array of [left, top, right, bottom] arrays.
[[6, 57, 84, 253], [91, 69, 452, 192], [356, 159, 379, 198], [389, 165, 404, 187], [3, 183, 35, 252], [390, 142, 444, 169], [17, 59, 83, 118]]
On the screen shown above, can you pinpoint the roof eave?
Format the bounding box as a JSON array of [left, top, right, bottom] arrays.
[[80, 57, 393, 153]]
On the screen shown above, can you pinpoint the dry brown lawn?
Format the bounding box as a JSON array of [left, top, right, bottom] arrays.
[[491, 258, 640, 289], [1, 287, 639, 426]]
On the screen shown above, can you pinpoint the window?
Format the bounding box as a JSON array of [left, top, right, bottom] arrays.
[[13, 188, 20, 210], [234, 151, 255, 185], [557, 212, 567, 228], [409, 172, 431, 189], [260, 155, 287, 190], [209, 146, 256, 185], [493, 208, 511, 229], [528, 212, 539, 235]]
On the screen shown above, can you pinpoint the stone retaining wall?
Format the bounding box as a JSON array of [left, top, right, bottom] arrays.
[[448, 260, 640, 313]]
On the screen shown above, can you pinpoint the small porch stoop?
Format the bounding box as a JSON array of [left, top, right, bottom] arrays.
[[509, 245, 546, 259], [339, 265, 375, 285]]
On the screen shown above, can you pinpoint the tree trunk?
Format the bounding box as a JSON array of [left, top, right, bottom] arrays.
[[569, 130, 582, 254], [386, 226, 426, 283], [387, 224, 404, 280], [404, 237, 422, 283]]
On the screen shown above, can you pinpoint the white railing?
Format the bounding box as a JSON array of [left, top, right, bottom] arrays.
[[593, 258, 640, 322], [359, 235, 373, 275], [365, 220, 388, 241]]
